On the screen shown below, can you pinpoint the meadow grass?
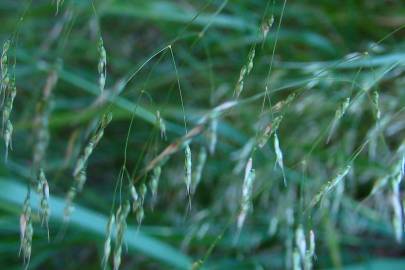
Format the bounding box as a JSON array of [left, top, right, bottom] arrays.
[[0, 0, 404, 269]]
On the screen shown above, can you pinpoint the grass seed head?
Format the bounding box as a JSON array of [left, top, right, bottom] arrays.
[[274, 132, 286, 185], [156, 111, 167, 140], [4, 120, 13, 161], [184, 144, 192, 196], [310, 165, 351, 208], [149, 166, 161, 198], [237, 158, 255, 233], [102, 214, 115, 270], [98, 37, 107, 93]]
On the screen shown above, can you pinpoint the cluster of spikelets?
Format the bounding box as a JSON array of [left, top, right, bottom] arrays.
[[64, 112, 113, 221], [0, 40, 17, 161], [6, 2, 405, 269]]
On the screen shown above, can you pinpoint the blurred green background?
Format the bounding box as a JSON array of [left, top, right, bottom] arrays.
[[0, 0, 404, 269]]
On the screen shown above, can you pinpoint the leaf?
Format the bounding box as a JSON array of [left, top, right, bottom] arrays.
[[0, 178, 192, 269]]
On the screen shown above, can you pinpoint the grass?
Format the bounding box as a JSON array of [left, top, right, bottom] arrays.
[[0, 0, 404, 269]]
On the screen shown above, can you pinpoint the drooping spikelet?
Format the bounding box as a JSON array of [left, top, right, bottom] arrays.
[[327, 97, 351, 143], [2, 77, 16, 129], [156, 111, 166, 140], [0, 39, 10, 100], [33, 66, 59, 171], [237, 158, 255, 233], [310, 165, 351, 208], [235, 47, 256, 98], [274, 132, 287, 186], [149, 166, 161, 199], [113, 202, 130, 270], [257, 115, 283, 148], [191, 147, 207, 193], [102, 214, 115, 270], [73, 112, 112, 180], [371, 91, 381, 120], [37, 169, 50, 238], [65, 112, 112, 221], [304, 230, 316, 270], [295, 225, 306, 263], [55, 0, 64, 15], [184, 144, 192, 196], [261, 15, 274, 41], [98, 37, 107, 93], [20, 190, 33, 269], [4, 119, 12, 161]]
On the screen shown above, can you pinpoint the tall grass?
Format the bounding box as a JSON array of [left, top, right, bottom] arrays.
[[0, 0, 404, 269]]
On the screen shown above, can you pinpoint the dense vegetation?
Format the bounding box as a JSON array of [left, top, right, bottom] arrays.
[[0, 0, 404, 269]]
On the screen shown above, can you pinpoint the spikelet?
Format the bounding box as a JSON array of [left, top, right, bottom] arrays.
[[272, 93, 296, 113], [2, 77, 16, 129], [295, 225, 306, 263], [327, 97, 351, 143], [261, 15, 274, 40], [38, 169, 50, 237], [274, 132, 287, 185], [33, 67, 59, 171], [73, 112, 112, 177], [257, 115, 283, 148], [139, 182, 147, 205], [130, 184, 139, 211], [113, 202, 130, 270], [56, 0, 64, 15], [98, 37, 107, 93], [184, 144, 192, 196], [102, 214, 115, 270], [64, 186, 76, 222], [4, 120, 12, 161], [304, 230, 316, 270], [237, 158, 255, 234], [235, 47, 256, 98], [156, 111, 166, 140], [20, 190, 33, 269], [310, 165, 351, 208], [207, 116, 218, 155], [149, 166, 161, 199], [0, 39, 10, 100], [191, 147, 207, 193], [371, 91, 381, 119]]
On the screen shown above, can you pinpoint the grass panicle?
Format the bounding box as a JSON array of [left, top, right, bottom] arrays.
[[234, 47, 256, 98], [310, 165, 351, 208], [327, 97, 351, 143], [19, 190, 33, 270], [113, 202, 130, 270], [257, 115, 283, 148], [237, 157, 255, 235], [0, 39, 10, 101]]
